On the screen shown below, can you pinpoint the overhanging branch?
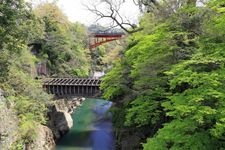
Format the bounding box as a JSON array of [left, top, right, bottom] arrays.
[[84, 0, 143, 34]]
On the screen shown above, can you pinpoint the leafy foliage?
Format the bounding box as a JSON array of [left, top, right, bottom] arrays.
[[101, 0, 225, 149], [33, 2, 90, 77], [0, 1, 93, 148], [143, 119, 222, 150], [101, 59, 131, 100], [0, 0, 59, 148], [145, 2, 225, 150]]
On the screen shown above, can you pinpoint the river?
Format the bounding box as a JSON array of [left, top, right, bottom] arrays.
[[56, 98, 115, 150]]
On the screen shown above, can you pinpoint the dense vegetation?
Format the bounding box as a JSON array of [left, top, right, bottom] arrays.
[[2, 0, 225, 149], [33, 3, 90, 77], [0, 0, 90, 148], [101, 0, 225, 149]]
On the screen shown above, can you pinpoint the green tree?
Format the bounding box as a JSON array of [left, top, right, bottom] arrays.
[[34, 2, 90, 77], [144, 1, 225, 149], [0, 0, 51, 147], [101, 0, 212, 149]]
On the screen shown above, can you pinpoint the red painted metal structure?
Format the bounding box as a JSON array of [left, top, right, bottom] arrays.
[[89, 32, 125, 49]]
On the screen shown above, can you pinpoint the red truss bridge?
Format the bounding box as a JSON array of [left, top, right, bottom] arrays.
[[89, 31, 125, 49]]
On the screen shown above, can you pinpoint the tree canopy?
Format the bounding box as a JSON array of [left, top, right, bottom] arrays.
[[33, 2, 90, 77], [100, 0, 225, 149], [0, 1, 92, 148]]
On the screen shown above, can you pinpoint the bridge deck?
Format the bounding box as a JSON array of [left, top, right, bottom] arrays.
[[43, 78, 101, 86], [43, 78, 101, 98]]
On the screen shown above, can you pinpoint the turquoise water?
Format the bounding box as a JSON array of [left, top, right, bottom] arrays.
[[56, 99, 115, 150]]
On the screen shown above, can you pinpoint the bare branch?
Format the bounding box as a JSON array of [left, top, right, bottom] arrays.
[[84, 0, 142, 34]]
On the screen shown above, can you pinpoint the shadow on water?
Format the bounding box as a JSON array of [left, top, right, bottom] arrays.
[[56, 130, 92, 147], [55, 99, 115, 150]]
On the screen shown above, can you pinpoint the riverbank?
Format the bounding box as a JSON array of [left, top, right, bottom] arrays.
[[25, 97, 86, 150], [0, 91, 86, 150]]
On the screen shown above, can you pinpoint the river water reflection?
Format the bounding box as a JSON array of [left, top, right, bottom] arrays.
[[56, 99, 115, 150]]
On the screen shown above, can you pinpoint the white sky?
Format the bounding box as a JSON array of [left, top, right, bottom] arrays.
[[28, 0, 140, 26]]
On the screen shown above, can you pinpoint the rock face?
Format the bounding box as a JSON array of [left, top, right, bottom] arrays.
[[0, 89, 55, 150], [0, 89, 19, 150], [27, 125, 55, 150], [48, 97, 85, 141], [0, 87, 85, 149]]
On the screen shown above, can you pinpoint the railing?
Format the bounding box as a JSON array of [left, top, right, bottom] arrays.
[[91, 31, 125, 37], [89, 31, 125, 49]]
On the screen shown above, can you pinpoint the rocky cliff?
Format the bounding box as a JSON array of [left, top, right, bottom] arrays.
[[0, 89, 19, 150], [30, 97, 85, 149], [27, 125, 55, 150], [47, 97, 85, 141], [0, 88, 85, 150]]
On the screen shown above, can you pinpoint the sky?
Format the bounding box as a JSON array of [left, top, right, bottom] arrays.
[[28, 0, 140, 26]]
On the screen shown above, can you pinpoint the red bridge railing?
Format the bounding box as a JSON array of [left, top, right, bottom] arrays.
[[89, 31, 125, 49]]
